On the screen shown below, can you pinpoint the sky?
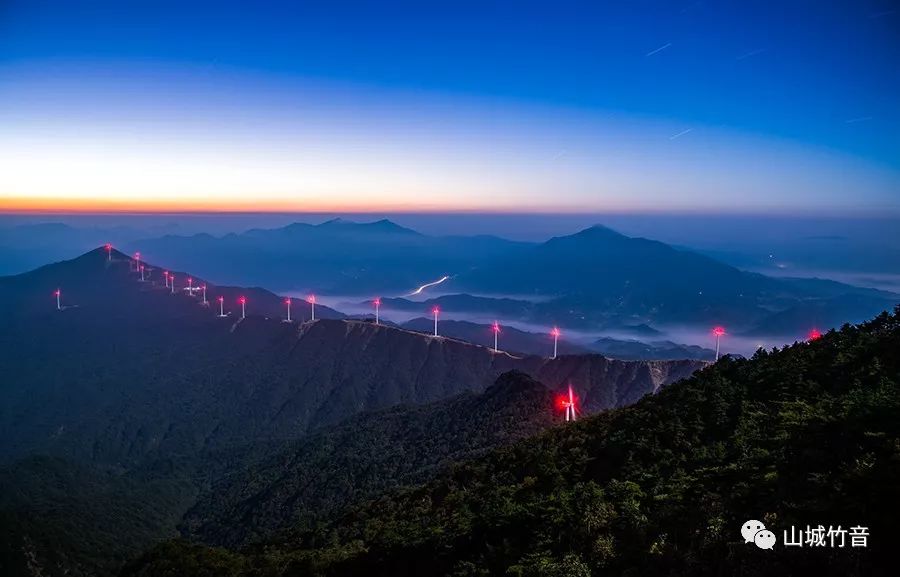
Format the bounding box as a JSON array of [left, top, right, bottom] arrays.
[[0, 0, 898, 214]]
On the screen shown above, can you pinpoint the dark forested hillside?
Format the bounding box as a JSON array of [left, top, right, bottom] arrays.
[[182, 372, 556, 548], [123, 307, 900, 577], [0, 248, 701, 465], [0, 249, 703, 576]]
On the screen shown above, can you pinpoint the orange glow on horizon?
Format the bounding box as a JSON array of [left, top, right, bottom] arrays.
[[0, 194, 656, 215], [0, 195, 522, 214]]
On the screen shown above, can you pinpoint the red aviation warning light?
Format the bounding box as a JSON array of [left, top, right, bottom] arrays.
[[557, 383, 578, 422], [712, 326, 726, 361], [808, 328, 822, 341]]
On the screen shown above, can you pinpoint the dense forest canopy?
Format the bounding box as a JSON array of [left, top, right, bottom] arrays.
[[123, 307, 900, 577]]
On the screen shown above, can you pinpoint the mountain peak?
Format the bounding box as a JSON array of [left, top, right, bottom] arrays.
[[541, 223, 628, 249], [317, 218, 420, 235], [574, 224, 628, 239]]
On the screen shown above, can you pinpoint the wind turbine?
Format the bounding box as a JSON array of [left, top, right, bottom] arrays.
[[559, 384, 578, 422], [133, 252, 141, 271], [307, 294, 316, 321], [284, 297, 292, 322], [216, 296, 227, 317], [239, 296, 246, 319], [200, 285, 208, 306], [170, 275, 176, 295], [550, 327, 561, 359], [432, 306, 440, 337], [139, 264, 146, 282], [713, 326, 726, 361], [373, 297, 381, 325], [105, 243, 112, 261], [186, 277, 193, 295], [492, 320, 501, 352], [54, 288, 61, 310], [163, 271, 170, 289]]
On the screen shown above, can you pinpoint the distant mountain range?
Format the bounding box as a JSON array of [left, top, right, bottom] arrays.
[[2, 219, 895, 339], [124, 219, 896, 334], [590, 337, 714, 361], [125, 218, 528, 294]]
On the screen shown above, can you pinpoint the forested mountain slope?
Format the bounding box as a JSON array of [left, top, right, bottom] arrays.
[[124, 307, 900, 577]]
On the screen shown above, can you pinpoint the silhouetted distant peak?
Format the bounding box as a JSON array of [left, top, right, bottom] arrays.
[[541, 224, 629, 249], [574, 224, 628, 239], [316, 218, 421, 235], [318, 217, 351, 226]]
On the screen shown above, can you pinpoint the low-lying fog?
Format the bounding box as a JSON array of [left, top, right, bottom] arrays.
[[293, 290, 809, 360]]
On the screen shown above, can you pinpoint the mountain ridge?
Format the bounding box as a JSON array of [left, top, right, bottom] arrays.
[[121, 306, 900, 577]]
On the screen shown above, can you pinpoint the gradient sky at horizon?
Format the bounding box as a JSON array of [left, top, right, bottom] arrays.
[[1, 0, 898, 214]]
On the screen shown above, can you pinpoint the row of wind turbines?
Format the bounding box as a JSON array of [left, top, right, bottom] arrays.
[[112, 244, 567, 358], [53, 244, 740, 365], [54, 243, 721, 424], [50, 243, 723, 364]]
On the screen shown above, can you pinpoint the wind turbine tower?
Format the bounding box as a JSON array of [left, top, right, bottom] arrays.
[[54, 289, 61, 310], [239, 296, 246, 319], [170, 275, 176, 295], [308, 294, 316, 321], [284, 297, 292, 322], [713, 326, 726, 361], [373, 297, 381, 325], [216, 296, 227, 317], [432, 306, 440, 336], [139, 265, 145, 282], [201, 285, 208, 306], [163, 271, 170, 289], [551, 327, 561, 359], [492, 320, 501, 352], [105, 243, 112, 261]]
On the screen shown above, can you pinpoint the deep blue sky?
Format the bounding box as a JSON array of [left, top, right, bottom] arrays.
[[1, 0, 898, 213]]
